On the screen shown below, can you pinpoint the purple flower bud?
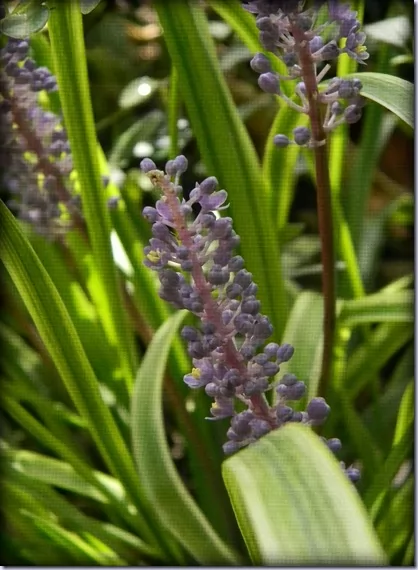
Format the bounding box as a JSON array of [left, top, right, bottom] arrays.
[[199, 176, 218, 195], [285, 380, 306, 400], [277, 404, 294, 422], [240, 343, 256, 359], [181, 326, 200, 342], [165, 159, 177, 176], [309, 36, 324, 54], [289, 411, 304, 422], [250, 53, 272, 74], [345, 466, 361, 483], [258, 72, 280, 94], [263, 342, 279, 358], [223, 440, 243, 455], [330, 101, 344, 115], [306, 397, 330, 423], [276, 384, 288, 398], [173, 154, 188, 174], [277, 344, 294, 362], [212, 218, 233, 239], [226, 283, 243, 299], [293, 126, 311, 145], [280, 373, 298, 386], [234, 269, 252, 289], [208, 265, 230, 285], [344, 104, 362, 124], [256, 16, 274, 32], [241, 297, 261, 315], [250, 418, 271, 438], [234, 313, 255, 334], [326, 438, 342, 454], [338, 78, 362, 99], [231, 411, 253, 436], [142, 206, 159, 223], [228, 255, 245, 271], [262, 361, 279, 376], [253, 316, 273, 339], [244, 377, 269, 395], [273, 134, 290, 148], [200, 212, 216, 228], [318, 41, 340, 61], [221, 309, 234, 325], [140, 158, 157, 172], [152, 221, 171, 241], [253, 353, 268, 365], [24, 58, 36, 71]]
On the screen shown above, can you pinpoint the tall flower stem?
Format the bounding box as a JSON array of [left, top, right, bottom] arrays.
[[291, 23, 336, 397]]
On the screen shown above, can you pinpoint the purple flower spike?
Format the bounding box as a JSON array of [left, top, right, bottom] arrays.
[[140, 156, 338, 465]]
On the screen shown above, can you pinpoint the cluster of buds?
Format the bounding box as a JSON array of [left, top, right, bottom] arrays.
[[140, 155, 359, 482], [244, 0, 368, 147], [0, 38, 79, 236]]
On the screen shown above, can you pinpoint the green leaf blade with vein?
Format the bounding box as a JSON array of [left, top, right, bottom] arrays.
[[349, 72, 413, 129], [222, 424, 387, 566], [131, 311, 243, 566]]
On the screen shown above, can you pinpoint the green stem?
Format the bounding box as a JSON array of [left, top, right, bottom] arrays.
[[168, 64, 180, 158], [47, 1, 137, 394], [291, 23, 335, 397]]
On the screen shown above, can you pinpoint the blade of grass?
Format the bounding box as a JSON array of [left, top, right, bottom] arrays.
[[131, 311, 243, 565], [47, 0, 137, 392]]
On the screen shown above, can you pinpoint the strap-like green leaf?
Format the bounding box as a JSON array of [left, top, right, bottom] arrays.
[[131, 311, 242, 565], [222, 424, 387, 566], [349, 72, 413, 129]]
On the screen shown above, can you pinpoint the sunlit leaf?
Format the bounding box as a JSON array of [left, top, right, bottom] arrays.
[[223, 424, 387, 566]]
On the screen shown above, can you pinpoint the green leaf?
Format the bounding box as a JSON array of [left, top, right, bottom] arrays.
[[339, 289, 413, 326], [348, 72, 413, 129], [0, 1, 49, 37], [3, 449, 127, 506], [222, 424, 387, 566], [131, 311, 242, 565], [393, 381, 414, 447], [1, 459, 159, 562], [364, 16, 412, 48], [48, 2, 138, 391], [0, 200, 160, 550], [79, 0, 102, 15]]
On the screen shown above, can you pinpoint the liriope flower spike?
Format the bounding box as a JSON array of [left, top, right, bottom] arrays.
[[244, 0, 368, 143], [140, 156, 359, 482]]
